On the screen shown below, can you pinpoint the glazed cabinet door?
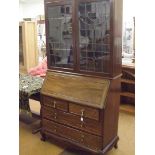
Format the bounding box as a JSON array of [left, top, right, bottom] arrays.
[[77, 0, 111, 74], [45, 0, 76, 70]]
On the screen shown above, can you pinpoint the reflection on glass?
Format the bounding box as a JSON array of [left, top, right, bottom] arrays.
[[79, 0, 110, 73], [47, 4, 73, 68], [19, 26, 24, 65]]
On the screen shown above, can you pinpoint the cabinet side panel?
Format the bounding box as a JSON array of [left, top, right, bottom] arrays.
[[111, 0, 123, 77], [19, 22, 27, 73], [103, 77, 121, 147], [26, 22, 38, 70]]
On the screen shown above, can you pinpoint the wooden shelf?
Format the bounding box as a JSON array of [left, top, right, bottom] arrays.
[[120, 92, 135, 98], [120, 104, 135, 114], [120, 65, 135, 114], [121, 78, 135, 84]]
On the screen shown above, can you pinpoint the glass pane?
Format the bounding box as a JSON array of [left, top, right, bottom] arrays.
[[79, 0, 110, 73], [47, 4, 73, 68], [19, 26, 24, 66]]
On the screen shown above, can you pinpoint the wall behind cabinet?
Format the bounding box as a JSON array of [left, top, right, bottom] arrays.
[[19, 0, 44, 19]]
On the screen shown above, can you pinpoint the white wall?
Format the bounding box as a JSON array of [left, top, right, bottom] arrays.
[[20, 0, 135, 21], [19, 3, 24, 21], [19, 0, 44, 20], [123, 0, 135, 20], [122, 0, 135, 59]]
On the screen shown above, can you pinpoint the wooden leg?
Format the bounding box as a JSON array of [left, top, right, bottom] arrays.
[[114, 142, 118, 149], [114, 137, 119, 149], [41, 133, 46, 141]]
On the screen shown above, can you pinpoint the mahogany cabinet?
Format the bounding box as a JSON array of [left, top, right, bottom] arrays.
[[41, 0, 123, 154]]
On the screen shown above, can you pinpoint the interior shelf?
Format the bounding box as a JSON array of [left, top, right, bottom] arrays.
[[121, 78, 135, 84], [120, 64, 135, 114], [120, 92, 135, 98], [120, 104, 135, 114], [120, 104, 135, 115]]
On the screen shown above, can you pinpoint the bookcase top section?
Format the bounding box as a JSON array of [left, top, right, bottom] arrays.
[[41, 71, 110, 109]]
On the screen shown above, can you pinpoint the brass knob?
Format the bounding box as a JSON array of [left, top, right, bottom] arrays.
[[80, 117, 84, 122], [81, 109, 85, 116], [53, 101, 56, 108], [53, 111, 57, 119], [81, 134, 85, 138], [54, 112, 57, 118], [80, 109, 85, 122]]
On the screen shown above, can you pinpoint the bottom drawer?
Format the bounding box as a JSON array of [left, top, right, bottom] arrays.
[[42, 119, 102, 151]]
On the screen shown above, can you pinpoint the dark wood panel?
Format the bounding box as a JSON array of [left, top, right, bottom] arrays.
[[103, 77, 121, 147], [41, 71, 110, 109]]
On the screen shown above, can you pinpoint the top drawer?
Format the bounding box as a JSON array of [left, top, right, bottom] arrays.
[[69, 103, 99, 121], [42, 95, 68, 112]]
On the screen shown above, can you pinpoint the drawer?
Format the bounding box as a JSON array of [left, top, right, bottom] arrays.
[[42, 95, 68, 112], [42, 119, 102, 151], [42, 106, 102, 136], [69, 103, 99, 121], [42, 107, 57, 120]]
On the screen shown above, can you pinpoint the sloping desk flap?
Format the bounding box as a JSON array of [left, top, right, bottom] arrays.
[[41, 71, 110, 109]]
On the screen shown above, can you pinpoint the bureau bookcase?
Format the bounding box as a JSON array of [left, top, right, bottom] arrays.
[[41, 0, 123, 154]]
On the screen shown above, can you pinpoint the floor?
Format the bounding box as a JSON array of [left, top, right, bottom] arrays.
[[19, 111, 135, 155]]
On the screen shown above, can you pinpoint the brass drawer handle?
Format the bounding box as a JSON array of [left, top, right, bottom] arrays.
[[80, 117, 83, 122], [80, 109, 85, 122], [52, 100, 56, 108], [81, 109, 85, 116]]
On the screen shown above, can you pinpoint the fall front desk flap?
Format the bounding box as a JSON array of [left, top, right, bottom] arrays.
[[41, 71, 110, 109]]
